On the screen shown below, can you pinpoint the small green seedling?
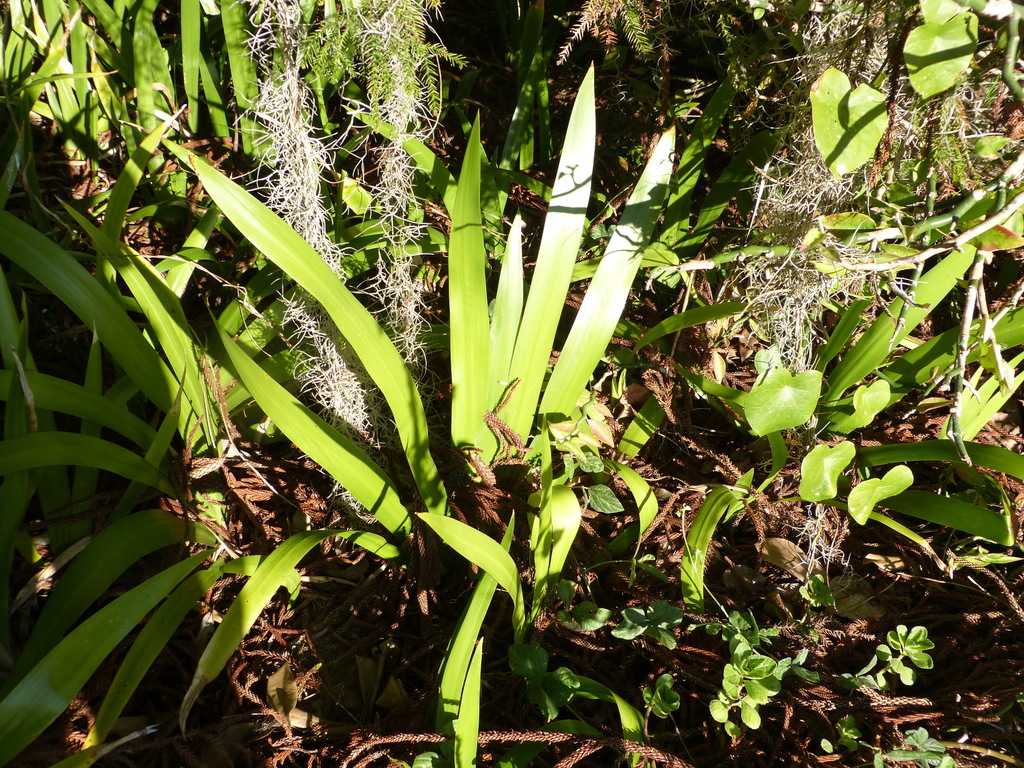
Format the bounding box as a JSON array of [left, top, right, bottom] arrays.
[[875, 727, 955, 768], [556, 580, 612, 632], [392, 753, 443, 768], [611, 600, 685, 649], [821, 714, 863, 753], [799, 574, 836, 609], [696, 610, 780, 653], [698, 611, 818, 736], [839, 625, 934, 691], [508, 643, 581, 721], [643, 673, 681, 719]]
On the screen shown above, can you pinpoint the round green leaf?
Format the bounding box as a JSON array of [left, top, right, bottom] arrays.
[[745, 368, 823, 436], [904, 13, 978, 99]]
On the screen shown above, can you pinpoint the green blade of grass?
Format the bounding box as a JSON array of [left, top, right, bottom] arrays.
[[0, 370, 153, 447], [633, 301, 744, 355], [449, 117, 491, 449], [616, 396, 666, 459], [217, 0, 257, 153], [0, 212, 175, 412], [574, 676, 645, 746], [218, 328, 413, 537], [0, 433, 171, 494], [822, 247, 975, 404], [681, 485, 747, 613], [181, 147, 446, 516], [861, 439, 1024, 482], [83, 560, 227, 751], [181, 0, 202, 132], [419, 512, 526, 642], [436, 523, 512, 734], [455, 639, 484, 768], [66, 203, 217, 449], [657, 81, 736, 246], [502, 67, 596, 442], [879, 490, 1013, 545], [540, 127, 676, 417], [132, 0, 174, 134], [489, 215, 525, 407], [0, 551, 210, 767], [531, 484, 581, 620], [1, 509, 207, 694], [605, 460, 659, 558], [179, 530, 337, 731], [671, 131, 779, 260]]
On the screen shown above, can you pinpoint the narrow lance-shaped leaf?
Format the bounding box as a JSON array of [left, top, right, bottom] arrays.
[[541, 127, 676, 417], [0, 552, 210, 767], [0, 211, 175, 411], [180, 530, 337, 731], [531, 484, 582, 620], [419, 512, 527, 642], [182, 148, 446, 517], [218, 328, 412, 537], [0, 433, 171, 494], [488, 215, 525, 410], [502, 67, 596, 442], [449, 116, 490, 449], [1, 509, 200, 695]]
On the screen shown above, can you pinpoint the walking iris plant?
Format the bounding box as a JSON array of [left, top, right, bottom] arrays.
[[180, 67, 677, 762]]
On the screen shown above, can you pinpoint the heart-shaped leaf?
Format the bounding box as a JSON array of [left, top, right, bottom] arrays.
[[904, 13, 978, 98], [849, 466, 915, 524], [810, 68, 888, 178], [829, 379, 892, 434], [799, 441, 856, 501], [745, 368, 823, 435]]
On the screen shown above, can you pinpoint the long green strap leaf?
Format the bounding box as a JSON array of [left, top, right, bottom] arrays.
[[634, 301, 745, 355], [0, 432, 171, 493], [541, 127, 676, 416], [0, 212, 175, 411], [419, 512, 526, 642], [219, 328, 413, 537], [455, 639, 484, 768], [84, 562, 227, 753], [532, 483, 582, 620], [658, 80, 737, 245], [605, 460, 659, 555], [574, 676, 646, 746], [0, 551, 210, 767], [488, 215, 525, 409], [2, 509, 195, 695], [180, 530, 336, 731], [183, 149, 446, 516], [861, 439, 1024, 483], [823, 247, 975, 402], [436, 523, 512, 734], [880, 490, 1013, 546], [680, 485, 746, 614], [503, 67, 596, 441], [449, 117, 491, 449], [0, 370, 155, 447]]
